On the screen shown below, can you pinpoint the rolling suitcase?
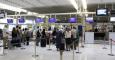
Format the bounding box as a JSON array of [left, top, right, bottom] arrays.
[[40, 38, 46, 47]]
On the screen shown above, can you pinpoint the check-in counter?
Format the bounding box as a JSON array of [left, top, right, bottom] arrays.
[[109, 32, 115, 41], [85, 32, 94, 44]]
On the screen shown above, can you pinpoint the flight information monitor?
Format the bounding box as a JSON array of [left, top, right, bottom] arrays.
[[110, 17, 115, 22], [35, 18, 44, 23], [68, 17, 77, 23], [19, 18, 25, 23], [86, 17, 94, 23], [96, 8, 108, 16], [48, 18, 57, 23], [7, 19, 13, 23]]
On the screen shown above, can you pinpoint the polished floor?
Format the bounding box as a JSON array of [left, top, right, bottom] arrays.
[[0, 42, 115, 60]]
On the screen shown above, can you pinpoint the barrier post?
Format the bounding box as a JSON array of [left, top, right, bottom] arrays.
[[72, 42, 75, 60], [20, 38, 26, 50], [60, 50, 63, 60], [108, 39, 114, 56], [0, 40, 7, 56], [102, 37, 107, 49], [47, 38, 52, 51], [76, 40, 81, 54], [32, 39, 39, 59]]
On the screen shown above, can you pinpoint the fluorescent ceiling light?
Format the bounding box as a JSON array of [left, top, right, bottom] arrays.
[[82, 0, 87, 9], [27, 12, 38, 15], [69, 0, 78, 10], [0, 2, 27, 12]]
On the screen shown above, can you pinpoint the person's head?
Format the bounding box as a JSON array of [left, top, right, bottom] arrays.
[[23, 28, 25, 31], [37, 26, 39, 29], [54, 28, 57, 31], [12, 27, 16, 32], [43, 29, 45, 32], [73, 27, 76, 29], [25, 28, 27, 31], [16, 25, 19, 29], [12, 27, 15, 30], [19, 27, 21, 29], [66, 28, 70, 31]]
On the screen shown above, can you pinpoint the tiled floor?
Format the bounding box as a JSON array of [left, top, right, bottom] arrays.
[[0, 42, 115, 60]]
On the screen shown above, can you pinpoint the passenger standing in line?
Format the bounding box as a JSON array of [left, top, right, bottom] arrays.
[[65, 28, 72, 51], [36, 29, 41, 46], [41, 29, 46, 47], [16, 27, 22, 47], [76, 30, 80, 48], [22, 28, 26, 45], [25, 28, 30, 46], [59, 29, 65, 51], [0, 29, 3, 40], [18, 27, 23, 43], [55, 29, 64, 51], [11, 27, 17, 47], [71, 27, 77, 50], [52, 28, 57, 44]]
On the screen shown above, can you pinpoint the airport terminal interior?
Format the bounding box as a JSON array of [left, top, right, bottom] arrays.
[[0, 0, 115, 60]]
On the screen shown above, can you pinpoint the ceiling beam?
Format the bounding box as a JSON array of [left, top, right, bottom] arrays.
[[7, 12, 95, 17]]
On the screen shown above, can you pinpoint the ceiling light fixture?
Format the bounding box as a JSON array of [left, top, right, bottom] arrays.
[[81, 0, 87, 10], [69, 0, 78, 10]]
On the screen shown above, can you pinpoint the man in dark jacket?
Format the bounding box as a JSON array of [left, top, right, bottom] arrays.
[[36, 29, 41, 46], [55, 29, 65, 51]]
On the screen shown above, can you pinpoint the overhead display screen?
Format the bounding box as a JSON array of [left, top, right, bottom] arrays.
[[68, 17, 77, 23], [96, 8, 108, 16], [7, 19, 13, 23], [86, 17, 94, 23], [48, 18, 57, 23], [110, 17, 115, 22], [19, 18, 25, 23], [35, 18, 44, 23], [0, 10, 5, 19], [0, 12, 5, 19]]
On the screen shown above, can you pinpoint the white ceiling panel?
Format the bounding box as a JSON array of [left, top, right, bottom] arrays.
[[0, 0, 21, 7], [38, 0, 61, 6], [53, 0, 71, 6], [0, 0, 115, 8], [0, 0, 33, 8], [0, 0, 72, 8], [87, 0, 115, 4]]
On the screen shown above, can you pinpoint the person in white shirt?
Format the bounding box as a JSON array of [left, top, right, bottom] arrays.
[[65, 28, 72, 51], [71, 27, 77, 50]]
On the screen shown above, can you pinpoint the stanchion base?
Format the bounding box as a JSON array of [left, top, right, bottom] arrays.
[[81, 46, 85, 48], [32, 55, 39, 57], [47, 49, 52, 51], [21, 47, 26, 50], [108, 54, 114, 56], [102, 47, 107, 49], [76, 52, 82, 54], [0, 53, 7, 56]]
